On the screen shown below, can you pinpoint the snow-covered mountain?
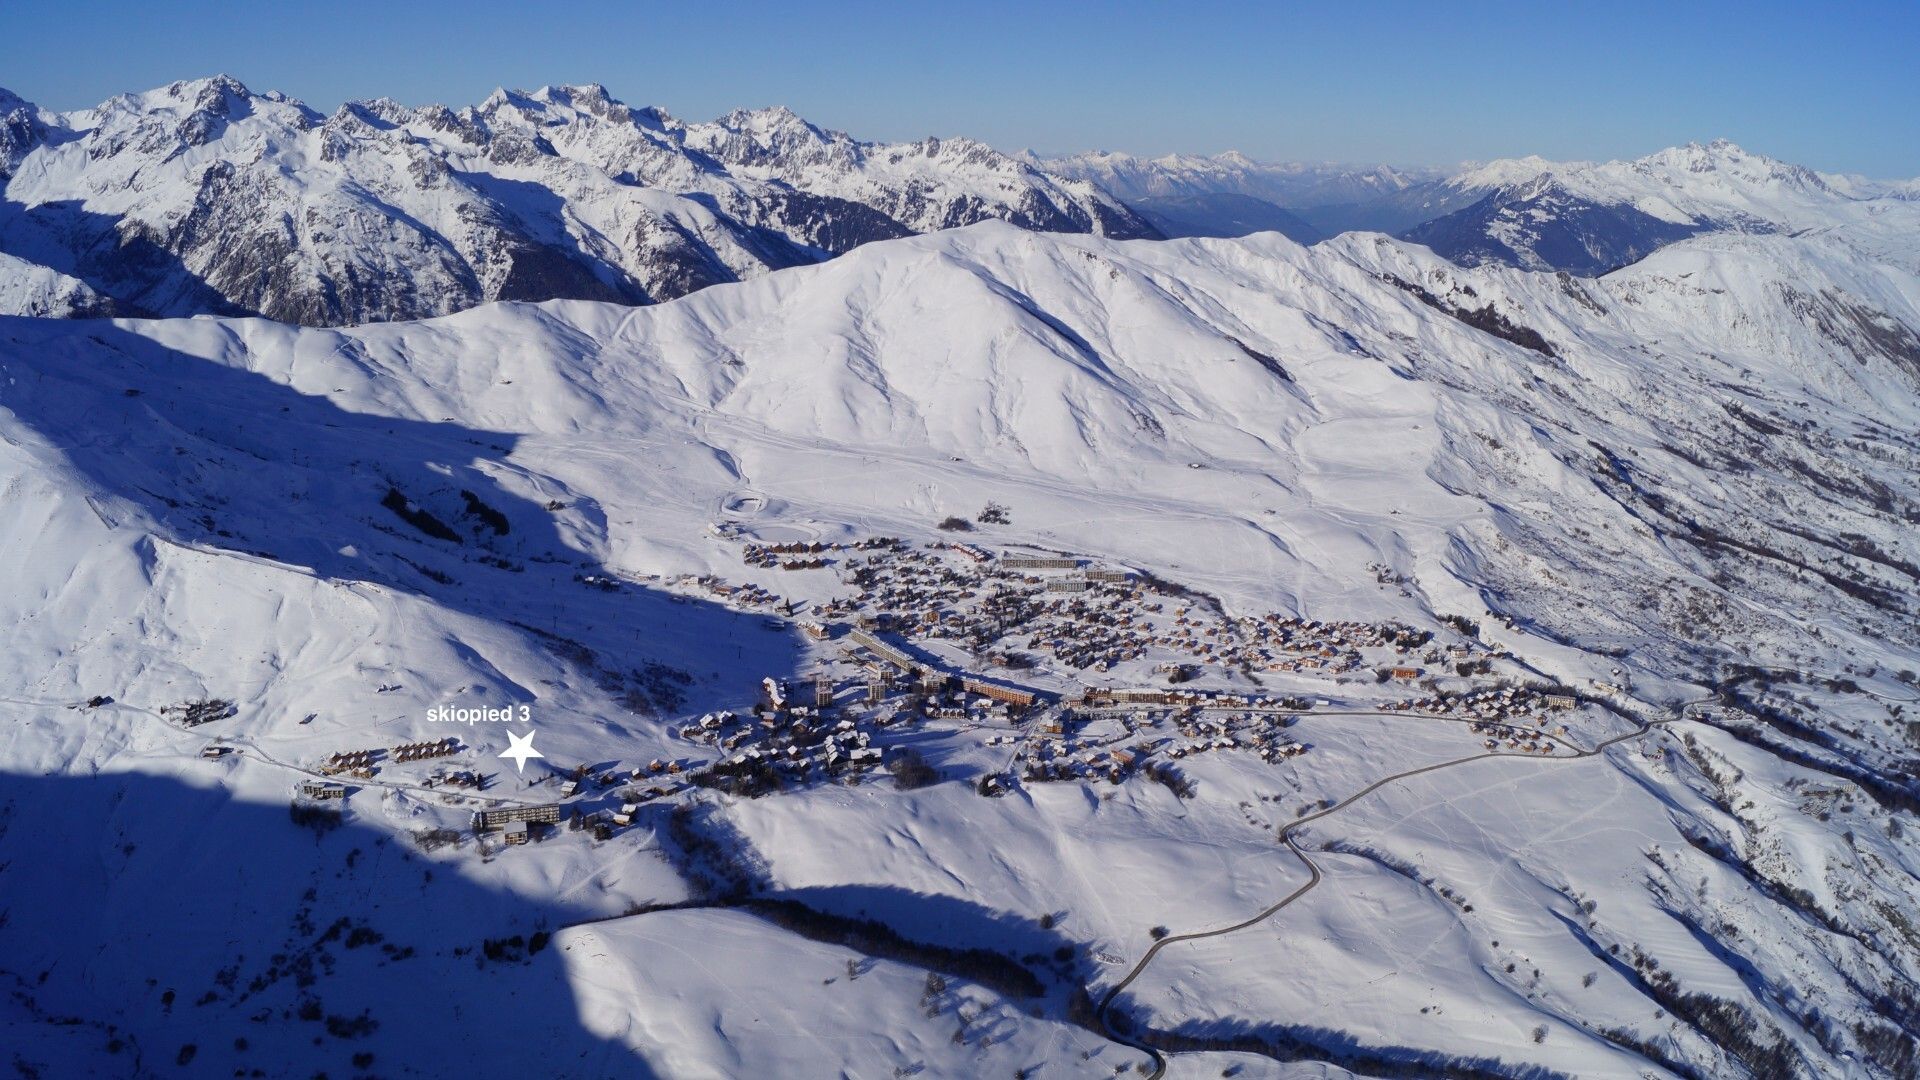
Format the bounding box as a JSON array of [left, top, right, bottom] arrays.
[[0, 77, 1156, 325], [1033, 148, 1451, 237], [4, 212, 1919, 1076], [1034, 142, 1920, 277], [1405, 140, 1920, 275], [1032, 148, 1434, 207]]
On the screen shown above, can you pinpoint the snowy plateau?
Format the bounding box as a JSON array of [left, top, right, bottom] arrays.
[[2, 79, 1920, 1080]]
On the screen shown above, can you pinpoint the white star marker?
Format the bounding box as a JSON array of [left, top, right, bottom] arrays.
[[498, 729, 544, 774]]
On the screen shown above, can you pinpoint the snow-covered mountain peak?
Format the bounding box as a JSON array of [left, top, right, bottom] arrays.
[[720, 102, 818, 133], [1448, 154, 1566, 191], [1408, 140, 1919, 275], [0, 78, 1157, 324], [1450, 141, 1862, 218], [1627, 139, 1828, 193], [697, 103, 840, 161], [0, 88, 48, 176]]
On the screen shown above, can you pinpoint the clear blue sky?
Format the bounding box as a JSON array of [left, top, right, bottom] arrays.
[[5, 0, 1916, 176]]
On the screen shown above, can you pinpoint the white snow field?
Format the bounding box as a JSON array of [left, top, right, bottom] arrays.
[[1, 217, 1917, 1078]]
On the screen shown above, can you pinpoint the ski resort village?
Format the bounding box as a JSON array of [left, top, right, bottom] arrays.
[[2, 79, 1917, 1076], [238, 529, 1604, 857]]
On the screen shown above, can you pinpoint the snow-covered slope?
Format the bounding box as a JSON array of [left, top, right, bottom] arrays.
[[0, 77, 1155, 325], [0, 250, 122, 317], [1405, 140, 1920, 275], [3, 220, 1919, 1077]]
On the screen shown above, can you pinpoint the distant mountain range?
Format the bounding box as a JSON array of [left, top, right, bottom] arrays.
[[0, 77, 1156, 325], [1037, 140, 1919, 274], [2, 77, 1915, 326], [1399, 140, 1918, 275]]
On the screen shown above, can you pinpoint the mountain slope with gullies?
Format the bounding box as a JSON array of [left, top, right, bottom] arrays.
[[2, 219, 1918, 1077]]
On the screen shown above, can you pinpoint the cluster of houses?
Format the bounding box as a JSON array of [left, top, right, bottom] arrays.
[[316, 737, 464, 779], [1009, 714, 1310, 786], [367, 534, 1563, 843], [425, 768, 487, 790], [1380, 684, 1569, 723], [391, 737, 459, 763], [692, 575, 788, 610], [741, 537, 904, 573], [817, 540, 1473, 694], [669, 680, 890, 796], [1377, 685, 1582, 754], [319, 749, 379, 777], [1476, 727, 1563, 754]]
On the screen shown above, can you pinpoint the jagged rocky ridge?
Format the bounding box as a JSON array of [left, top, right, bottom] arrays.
[[0, 76, 1157, 325]]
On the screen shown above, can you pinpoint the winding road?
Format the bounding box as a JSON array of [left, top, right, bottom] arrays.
[[1090, 702, 1696, 1078]]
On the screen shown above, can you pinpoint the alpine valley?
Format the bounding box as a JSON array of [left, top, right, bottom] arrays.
[[2, 77, 1919, 1080]]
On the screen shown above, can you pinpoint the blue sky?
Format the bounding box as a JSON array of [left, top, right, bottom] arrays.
[[5, 0, 1916, 176]]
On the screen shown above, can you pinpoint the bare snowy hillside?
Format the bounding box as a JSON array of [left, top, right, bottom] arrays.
[[3, 219, 1919, 1078]]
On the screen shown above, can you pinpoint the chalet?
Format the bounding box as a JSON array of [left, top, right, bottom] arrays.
[[1545, 694, 1577, 710], [1390, 666, 1422, 681], [503, 821, 531, 845], [302, 781, 348, 800]]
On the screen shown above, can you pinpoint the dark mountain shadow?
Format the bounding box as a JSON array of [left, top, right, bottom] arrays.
[[0, 196, 245, 318], [442, 171, 654, 305], [1119, 1012, 1574, 1080], [637, 799, 1092, 1010], [0, 768, 658, 1078], [0, 316, 800, 727], [760, 883, 1089, 985], [1401, 187, 1704, 276]]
